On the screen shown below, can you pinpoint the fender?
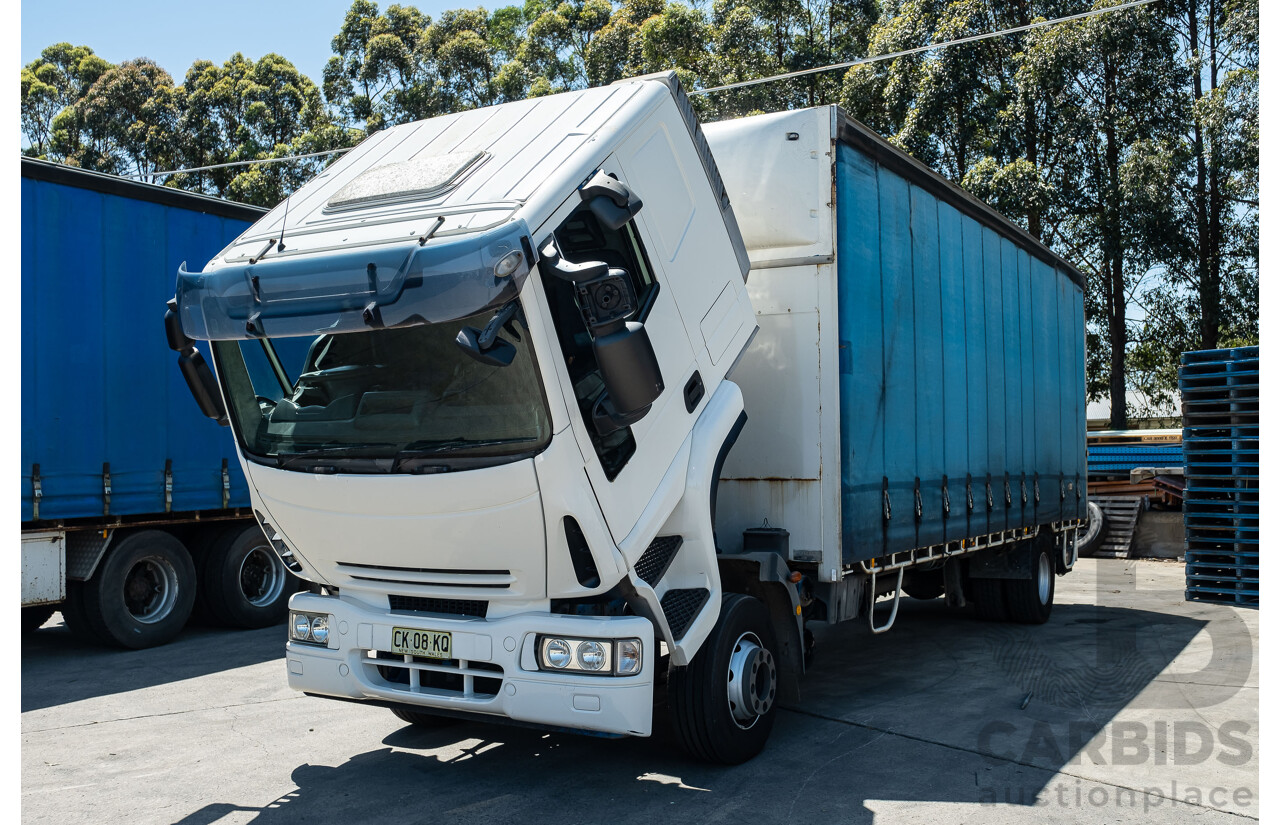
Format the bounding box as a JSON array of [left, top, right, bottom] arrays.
[[616, 380, 746, 665]]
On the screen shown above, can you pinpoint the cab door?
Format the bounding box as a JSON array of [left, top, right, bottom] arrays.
[[536, 155, 699, 544]]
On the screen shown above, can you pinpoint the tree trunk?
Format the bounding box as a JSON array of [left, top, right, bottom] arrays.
[[1189, 0, 1216, 349], [1104, 57, 1127, 429], [1203, 0, 1223, 350]]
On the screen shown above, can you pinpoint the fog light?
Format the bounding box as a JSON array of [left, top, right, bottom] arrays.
[[310, 615, 330, 645], [292, 613, 311, 641], [615, 639, 642, 675], [544, 638, 572, 669], [577, 641, 607, 671]]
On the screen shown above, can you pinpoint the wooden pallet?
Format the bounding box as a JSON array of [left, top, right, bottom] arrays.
[[1091, 495, 1145, 558]]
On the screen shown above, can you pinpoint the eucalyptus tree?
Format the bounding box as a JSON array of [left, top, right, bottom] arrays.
[[20, 43, 114, 160]]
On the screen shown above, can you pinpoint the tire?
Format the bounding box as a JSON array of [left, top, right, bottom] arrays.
[[903, 570, 944, 600], [390, 707, 459, 727], [1004, 544, 1056, 624], [972, 577, 1008, 622], [82, 530, 197, 649], [669, 593, 779, 765], [1077, 500, 1107, 558], [202, 524, 297, 629], [22, 604, 56, 634], [61, 579, 111, 644]]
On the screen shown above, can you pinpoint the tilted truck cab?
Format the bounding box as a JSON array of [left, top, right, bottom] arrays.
[[170, 73, 1085, 764]]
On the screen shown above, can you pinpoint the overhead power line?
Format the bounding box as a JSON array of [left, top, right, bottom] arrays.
[[121, 0, 1156, 180], [690, 0, 1159, 95], [131, 147, 354, 180]]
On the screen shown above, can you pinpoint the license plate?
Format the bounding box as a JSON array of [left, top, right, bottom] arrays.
[[391, 627, 453, 659]]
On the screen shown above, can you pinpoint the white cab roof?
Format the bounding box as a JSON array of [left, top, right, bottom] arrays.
[[206, 81, 668, 270]]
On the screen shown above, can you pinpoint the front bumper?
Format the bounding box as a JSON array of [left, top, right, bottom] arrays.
[[285, 592, 656, 736]]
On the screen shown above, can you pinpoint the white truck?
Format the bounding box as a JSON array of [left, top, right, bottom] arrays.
[[169, 73, 1086, 763]]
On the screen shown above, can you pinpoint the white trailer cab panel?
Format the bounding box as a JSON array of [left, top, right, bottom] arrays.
[[706, 109, 845, 580]]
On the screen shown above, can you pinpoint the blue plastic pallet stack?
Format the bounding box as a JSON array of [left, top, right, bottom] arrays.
[[1179, 346, 1259, 607], [1087, 443, 1185, 477]]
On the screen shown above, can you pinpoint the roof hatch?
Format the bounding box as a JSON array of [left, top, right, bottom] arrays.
[[327, 149, 488, 210]]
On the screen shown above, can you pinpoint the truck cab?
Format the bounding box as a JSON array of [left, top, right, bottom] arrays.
[[170, 74, 777, 761]]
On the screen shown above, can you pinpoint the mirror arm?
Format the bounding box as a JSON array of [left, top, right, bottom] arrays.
[[478, 301, 521, 349], [538, 237, 608, 283]]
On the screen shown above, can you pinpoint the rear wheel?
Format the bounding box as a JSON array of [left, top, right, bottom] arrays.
[[61, 580, 110, 644], [1077, 501, 1107, 558], [21, 604, 56, 634], [390, 707, 458, 727], [972, 577, 1008, 622], [202, 524, 297, 628], [83, 530, 197, 649], [669, 593, 779, 764], [903, 570, 944, 600], [1004, 545, 1056, 624]]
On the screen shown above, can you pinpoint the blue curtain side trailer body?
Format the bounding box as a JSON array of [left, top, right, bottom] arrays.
[[21, 158, 263, 522], [20, 158, 283, 646], [709, 107, 1086, 606], [833, 119, 1088, 563]]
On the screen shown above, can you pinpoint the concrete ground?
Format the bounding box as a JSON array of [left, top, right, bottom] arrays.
[[22, 558, 1258, 824]]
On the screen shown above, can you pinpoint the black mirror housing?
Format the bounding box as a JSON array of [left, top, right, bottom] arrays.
[[590, 321, 663, 434], [579, 169, 643, 231], [177, 348, 228, 425], [456, 326, 517, 367]]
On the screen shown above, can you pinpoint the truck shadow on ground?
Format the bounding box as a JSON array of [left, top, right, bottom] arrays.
[[21, 616, 284, 712], [170, 595, 1250, 824]]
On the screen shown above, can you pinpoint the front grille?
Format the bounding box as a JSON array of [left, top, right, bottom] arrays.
[[661, 588, 709, 640], [366, 650, 503, 699], [634, 535, 682, 586], [389, 595, 487, 618], [335, 562, 514, 590]]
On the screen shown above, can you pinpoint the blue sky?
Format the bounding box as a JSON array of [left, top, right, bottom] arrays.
[[21, 0, 454, 85]]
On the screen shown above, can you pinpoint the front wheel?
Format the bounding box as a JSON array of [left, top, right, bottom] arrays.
[[390, 707, 458, 728], [669, 593, 779, 764]]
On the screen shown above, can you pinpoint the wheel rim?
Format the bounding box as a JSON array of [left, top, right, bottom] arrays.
[[239, 543, 286, 608], [1037, 552, 1052, 604], [726, 631, 776, 729], [1080, 502, 1103, 545], [123, 556, 180, 624]]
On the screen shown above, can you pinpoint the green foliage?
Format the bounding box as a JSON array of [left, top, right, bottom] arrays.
[[20, 0, 1257, 422]]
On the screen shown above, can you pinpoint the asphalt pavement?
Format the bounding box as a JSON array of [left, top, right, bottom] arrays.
[[21, 558, 1259, 824]]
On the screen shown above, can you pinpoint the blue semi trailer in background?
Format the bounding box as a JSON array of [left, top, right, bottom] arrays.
[[20, 158, 298, 648]]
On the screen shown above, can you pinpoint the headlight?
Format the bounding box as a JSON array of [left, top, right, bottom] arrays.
[[290, 611, 331, 646], [292, 613, 312, 641], [577, 641, 607, 671], [310, 616, 330, 644], [537, 636, 642, 676], [544, 638, 572, 669]]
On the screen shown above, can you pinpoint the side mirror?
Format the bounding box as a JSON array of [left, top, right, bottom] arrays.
[[591, 321, 664, 435], [579, 169, 643, 231], [456, 326, 517, 367], [455, 300, 520, 367], [166, 300, 228, 425]]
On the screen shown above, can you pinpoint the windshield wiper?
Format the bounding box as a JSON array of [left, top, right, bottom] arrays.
[[391, 437, 539, 471], [275, 444, 395, 470]]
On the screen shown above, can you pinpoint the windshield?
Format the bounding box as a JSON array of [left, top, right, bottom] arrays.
[[212, 309, 551, 473]]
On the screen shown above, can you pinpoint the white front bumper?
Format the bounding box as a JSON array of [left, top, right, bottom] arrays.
[[285, 592, 656, 737]]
